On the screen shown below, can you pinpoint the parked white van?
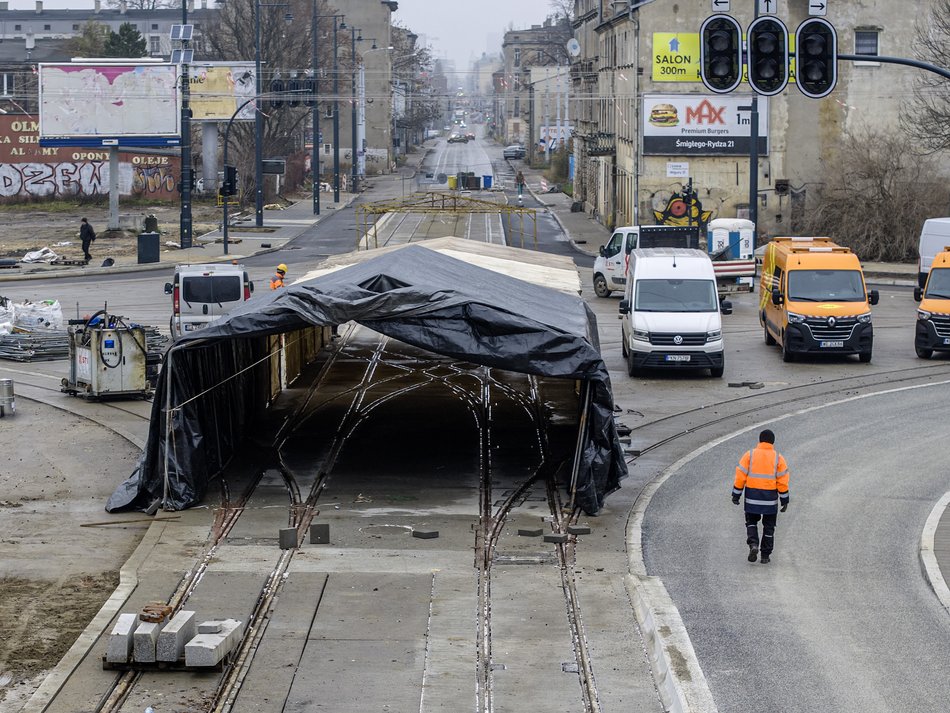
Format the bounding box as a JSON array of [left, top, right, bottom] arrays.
[[917, 217, 950, 287], [618, 248, 731, 378], [164, 263, 254, 339]]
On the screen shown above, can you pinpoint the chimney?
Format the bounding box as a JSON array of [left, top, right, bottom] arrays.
[[119, 0, 126, 14], [0, 2, 9, 11], [201, 0, 206, 9], [35, 0, 42, 13], [94, 0, 100, 12]]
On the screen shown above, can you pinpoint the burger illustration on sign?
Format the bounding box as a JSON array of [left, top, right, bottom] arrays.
[[649, 102, 679, 127]]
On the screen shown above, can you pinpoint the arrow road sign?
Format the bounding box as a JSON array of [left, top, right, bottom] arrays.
[[808, 0, 827, 15], [758, 0, 778, 14], [712, 0, 730, 11]]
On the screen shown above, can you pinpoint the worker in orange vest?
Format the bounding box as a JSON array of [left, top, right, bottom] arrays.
[[270, 263, 287, 290], [732, 429, 790, 564]]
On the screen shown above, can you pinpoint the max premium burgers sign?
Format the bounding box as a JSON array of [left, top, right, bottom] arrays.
[[642, 94, 769, 156]]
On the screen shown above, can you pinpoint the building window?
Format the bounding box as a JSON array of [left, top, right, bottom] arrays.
[[150, 35, 160, 54], [514, 48, 521, 67], [73, 23, 79, 30], [1, 73, 14, 96], [151, 23, 158, 30], [854, 30, 879, 57], [43, 24, 51, 30], [14, 24, 20, 31]]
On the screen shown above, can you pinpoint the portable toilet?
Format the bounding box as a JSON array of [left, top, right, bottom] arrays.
[[706, 218, 755, 260]]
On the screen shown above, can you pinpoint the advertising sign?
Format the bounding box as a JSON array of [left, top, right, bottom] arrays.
[[652, 33, 798, 83], [643, 94, 769, 156], [539, 124, 574, 151], [39, 63, 180, 146], [189, 63, 257, 121]]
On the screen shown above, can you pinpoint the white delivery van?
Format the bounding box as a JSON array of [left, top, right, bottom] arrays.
[[618, 248, 731, 378], [917, 218, 950, 287], [164, 263, 254, 339]]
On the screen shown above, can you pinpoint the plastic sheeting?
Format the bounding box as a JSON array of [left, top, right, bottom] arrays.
[[107, 245, 627, 515]]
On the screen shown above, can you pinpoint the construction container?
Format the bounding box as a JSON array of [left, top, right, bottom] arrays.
[[0, 378, 14, 417]]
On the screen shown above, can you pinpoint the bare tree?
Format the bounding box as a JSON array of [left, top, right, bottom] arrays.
[[802, 125, 950, 261], [105, 0, 174, 10], [903, 0, 950, 153]]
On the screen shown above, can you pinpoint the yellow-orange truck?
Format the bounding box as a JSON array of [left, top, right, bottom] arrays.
[[914, 248, 950, 359], [759, 237, 879, 362]]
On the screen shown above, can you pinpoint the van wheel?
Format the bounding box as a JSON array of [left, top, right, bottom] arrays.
[[593, 274, 611, 298], [916, 346, 934, 359], [710, 364, 724, 378], [859, 350, 872, 363], [627, 349, 640, 377], [621, 336, 629, 358], [169, 316, 178, 340], [764, 324, 776, 346], [782, 338, 795, 363]]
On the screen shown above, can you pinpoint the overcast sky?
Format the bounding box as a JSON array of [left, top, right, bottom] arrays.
[[7, 0, 559, 70]]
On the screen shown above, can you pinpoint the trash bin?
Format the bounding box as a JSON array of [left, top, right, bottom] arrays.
[[466, 175, 482, 190], [144, 214, 159, 233], [447, 175, 458, 190], [482, 175, 493, 189], [137, 232, 160, 264]]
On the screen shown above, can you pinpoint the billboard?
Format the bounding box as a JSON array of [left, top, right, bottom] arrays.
[[0, 116, 180, 200], [642, 94, 769, 156], [39, 63, 180, 147], [189, 63, 257, 121]]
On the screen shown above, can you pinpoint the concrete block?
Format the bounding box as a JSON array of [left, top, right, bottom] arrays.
[[544, 533, 568, 544], [309, 522, 330, 544], [198, 620, 222, 634], [279, 527, 298, 550], [157, 610, 196, 663], [518, 528, 544, 537], [106, 613, 138, 663], [412, 529, 439, 539], [133, 621, 163, 663], [185, 619, 242, 667], [567, 525, 591, 536]]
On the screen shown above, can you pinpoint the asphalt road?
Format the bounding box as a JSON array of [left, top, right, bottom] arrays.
[[642, 383, 950, 713]]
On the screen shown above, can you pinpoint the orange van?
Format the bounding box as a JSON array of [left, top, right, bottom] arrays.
[[913, 248, 950, 359], [759, 237, 879, 362]]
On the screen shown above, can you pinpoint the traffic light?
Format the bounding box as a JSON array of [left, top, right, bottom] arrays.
[[747, 16, 789, 96], [700, 15, 743, 94], [221, 165, 237, 196], [287, 77, 301, 108], [305, 77, 317, 107], [267, 78, 285, 110], [795, 18, 837, 99]]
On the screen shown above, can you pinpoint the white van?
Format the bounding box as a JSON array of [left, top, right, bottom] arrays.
[[618, 248, 731, 378], [164, 263, 254, 338], [917, 218, 950, 287]]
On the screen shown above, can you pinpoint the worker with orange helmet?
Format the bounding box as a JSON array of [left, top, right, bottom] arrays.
[[270, 263, 288, 290]]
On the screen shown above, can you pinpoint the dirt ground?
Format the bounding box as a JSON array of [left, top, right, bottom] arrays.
[[0, 198, 226, 262], [0, 400, 142, 710]]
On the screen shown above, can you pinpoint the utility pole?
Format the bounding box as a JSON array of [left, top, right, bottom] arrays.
[[332, 18, 341, 202], [311, 0, 319, 215], [179, 0, 192, 248]]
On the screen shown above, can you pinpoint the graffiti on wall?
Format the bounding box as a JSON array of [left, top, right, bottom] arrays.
[[0, 116, 179, 200], [653, 187, 714, 230]]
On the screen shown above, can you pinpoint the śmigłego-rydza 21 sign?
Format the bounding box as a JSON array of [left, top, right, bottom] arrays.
[[642, 94, 769, 156]]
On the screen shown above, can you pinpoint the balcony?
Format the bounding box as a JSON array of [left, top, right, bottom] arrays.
[[579, 131, 615, 156]]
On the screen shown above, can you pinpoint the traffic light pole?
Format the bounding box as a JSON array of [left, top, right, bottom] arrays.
[[749, 96, 758, 239]]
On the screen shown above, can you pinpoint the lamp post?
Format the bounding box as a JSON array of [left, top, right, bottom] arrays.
[[349, 28, 369, 194], [312, 11, 345, 214], [333, 17, 345, 202], [254, 0, 291, 227]]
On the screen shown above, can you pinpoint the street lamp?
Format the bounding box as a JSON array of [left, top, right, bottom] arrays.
[[333, 17, 345, 202], [254, 0, 293, 227], [312, 11, 345, 211], [349, 27, 367, 194]]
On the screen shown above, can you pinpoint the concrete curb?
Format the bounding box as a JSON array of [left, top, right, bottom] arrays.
[[920, 491, 950, 617], [22, 518, 170, 713]]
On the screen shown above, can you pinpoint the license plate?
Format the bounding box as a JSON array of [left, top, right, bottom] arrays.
[[665, 354, 691, 362], [819, 340, 844, 348], [184, 323, 197, 331]]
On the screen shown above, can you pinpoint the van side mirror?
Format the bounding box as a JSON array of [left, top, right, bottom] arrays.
[[598, 245, 606, 257], [249, 281, 255, 293], [914, 286, 923, 302], [164, 282, 173, 295], [618, 299, 630, 315], [720, 300, 733, 315], [771, 288, 784, 306], [868, 289, 879, 306]]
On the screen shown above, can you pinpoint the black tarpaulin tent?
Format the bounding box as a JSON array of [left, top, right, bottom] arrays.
[[107, 242, 627, 515]]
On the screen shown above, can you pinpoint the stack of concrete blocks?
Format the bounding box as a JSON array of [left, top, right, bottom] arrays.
[[157, 611, 197, 663], [184, 619, 243, 667], [106, 611, 242, 668]]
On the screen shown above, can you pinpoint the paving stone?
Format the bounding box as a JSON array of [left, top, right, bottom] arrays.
[[518, 528, 544, 537], [185, 619, 243, 667], [309, 522, 330, 544], [567, 525, 591, 536], [133, 621, 163, 663], [157, 611, 196, 663], [198, 620, 222, 634], [106, 613, 137, 664], [279, 527, 298, 550], [412, 529, 439, 539], [543, 533, 568, 544]]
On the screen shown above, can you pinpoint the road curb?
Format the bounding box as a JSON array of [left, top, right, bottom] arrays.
[[920, 491, 950, 617]]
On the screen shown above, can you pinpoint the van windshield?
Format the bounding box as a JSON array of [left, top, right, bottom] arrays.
[[182, 275, 242, 304], [635, 279, 718, 312], [787, 270, 865, 302], [925, 268, 950, 299]]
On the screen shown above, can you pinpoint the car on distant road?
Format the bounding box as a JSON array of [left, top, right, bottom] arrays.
[[465, 132, 476, 140], [448, 134, 469, 143], [503, 145, 525, 159]]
